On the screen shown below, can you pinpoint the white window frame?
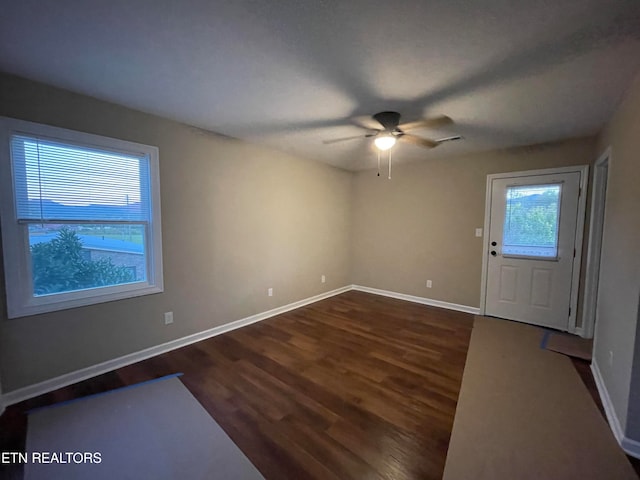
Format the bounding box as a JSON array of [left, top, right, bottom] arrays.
[[0, 117, 163, 318]]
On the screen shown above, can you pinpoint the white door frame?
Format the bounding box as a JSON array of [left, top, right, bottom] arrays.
[[479, 165, 589, 334], [581, 148, 610, 339]]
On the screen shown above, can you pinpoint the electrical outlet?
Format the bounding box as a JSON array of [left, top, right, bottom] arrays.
[[475, 228, 483, 237], [426, 280, 432, 288], [164, 311, 174, 325], [321, 275, 326, 283], [609, 350, 614, 366], [268, 287, 273, 297]]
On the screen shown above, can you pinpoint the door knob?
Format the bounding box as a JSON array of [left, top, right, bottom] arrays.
[[491, 250, 497, 256]]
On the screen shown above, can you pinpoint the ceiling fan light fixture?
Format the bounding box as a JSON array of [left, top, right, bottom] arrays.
[[374, 135, 396, 151]]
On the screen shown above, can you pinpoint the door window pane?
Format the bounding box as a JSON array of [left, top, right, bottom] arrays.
[[502, 184, 561, 258]]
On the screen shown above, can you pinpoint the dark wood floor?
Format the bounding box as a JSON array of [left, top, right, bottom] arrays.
[[0, 291, 474, 480], [1, 291, 638, 478]]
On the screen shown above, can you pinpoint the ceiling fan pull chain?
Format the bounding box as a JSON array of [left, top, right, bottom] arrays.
[[377, 150, 381, 176], [388, 150, 392, 179]]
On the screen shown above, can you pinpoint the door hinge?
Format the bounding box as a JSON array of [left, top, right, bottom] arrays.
[[569, 307, 571, 317], [573, 248, 576, 257], [579, 187, 582, 197]]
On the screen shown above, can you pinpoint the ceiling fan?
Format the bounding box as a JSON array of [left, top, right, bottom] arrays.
[[323, 111, 459, 178], [322, 111, 455, 151]]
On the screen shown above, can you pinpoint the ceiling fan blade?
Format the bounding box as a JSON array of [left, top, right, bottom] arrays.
[[322, 134, 370, 145], [398, 115, 453, 132], [352, 115, 383, 130], [399, 134, 439, 149]]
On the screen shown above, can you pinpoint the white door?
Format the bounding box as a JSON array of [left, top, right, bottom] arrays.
[[484, 170, 583, 330]]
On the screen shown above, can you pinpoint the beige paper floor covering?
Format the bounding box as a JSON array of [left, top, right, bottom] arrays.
[[544, 330, 593, 361], [443, 316, 637, 480]]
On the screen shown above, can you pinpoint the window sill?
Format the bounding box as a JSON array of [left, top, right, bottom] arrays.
[[7, 283, 164, 319]]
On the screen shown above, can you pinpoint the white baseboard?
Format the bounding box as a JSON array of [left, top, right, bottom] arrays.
[[352, 285, 480, 315], [591, 360, 625, 442], [622, 436, 640, 460], [591, 360, 640, 459], [1, 285, 351, 407]]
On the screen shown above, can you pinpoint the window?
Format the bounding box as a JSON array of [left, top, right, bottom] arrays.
[[0, 117, 163, 318], [502, 183, 561, 259]]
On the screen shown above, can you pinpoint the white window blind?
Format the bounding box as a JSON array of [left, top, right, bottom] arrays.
[[11, 134, 151, 222]]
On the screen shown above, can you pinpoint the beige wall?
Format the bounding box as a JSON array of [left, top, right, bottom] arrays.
[[0, 74, 352, 392], [594, 71, 640, 440], [351, 137, 596, 308]]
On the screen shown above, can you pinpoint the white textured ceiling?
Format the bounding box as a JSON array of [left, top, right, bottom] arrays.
[[1, 0, 639, 170]]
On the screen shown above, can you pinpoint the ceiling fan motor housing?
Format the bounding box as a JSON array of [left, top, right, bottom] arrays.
[[373, 111, 401, 131]]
